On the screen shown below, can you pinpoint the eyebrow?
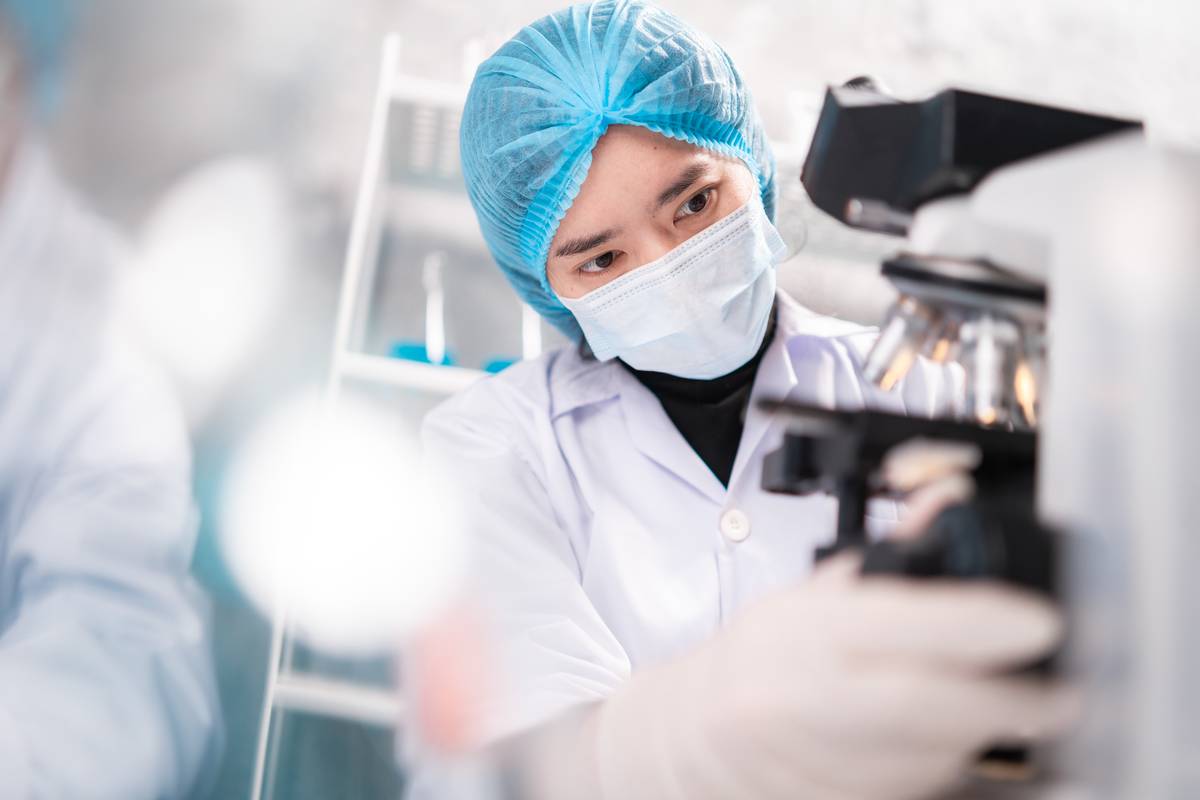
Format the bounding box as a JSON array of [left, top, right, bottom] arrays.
[[553, 228, 620, 259], [654, 162, 712, 210], [551, 161, 714, 261]]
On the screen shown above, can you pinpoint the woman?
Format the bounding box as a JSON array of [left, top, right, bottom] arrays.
[[409, 2, 1070, 798]]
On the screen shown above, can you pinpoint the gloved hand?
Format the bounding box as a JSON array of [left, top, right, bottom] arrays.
[[882, 438, 982, 540], [521, 439, 1073, 800], [523, 556, 1071, 800]]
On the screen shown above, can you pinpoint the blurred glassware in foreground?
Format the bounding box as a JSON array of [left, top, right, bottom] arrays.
[[121, 158, 292, 425], [219, 392, 466, 655]]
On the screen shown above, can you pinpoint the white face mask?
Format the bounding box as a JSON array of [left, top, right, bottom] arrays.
[[557, 194, 788, 379]]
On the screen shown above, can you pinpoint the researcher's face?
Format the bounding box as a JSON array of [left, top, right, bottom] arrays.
[[546, 124, 756, 299]]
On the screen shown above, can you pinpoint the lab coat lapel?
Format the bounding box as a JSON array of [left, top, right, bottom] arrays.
[[728, 303, 802, 486], [615, 368, 727, 504], [728, 294, 870, 486]]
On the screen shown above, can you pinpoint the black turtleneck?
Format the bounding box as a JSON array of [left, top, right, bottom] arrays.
[[623, 306, 778, 487]]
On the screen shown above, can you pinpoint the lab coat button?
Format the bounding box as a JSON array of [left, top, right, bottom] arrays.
[[720, 508, 751, 542]]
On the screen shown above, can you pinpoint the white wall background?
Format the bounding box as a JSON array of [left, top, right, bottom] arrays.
[[52, 0, 1200, 217], [47, 0, 1200, 328]]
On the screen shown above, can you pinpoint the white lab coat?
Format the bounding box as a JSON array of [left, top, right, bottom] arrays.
[[410, 292, 959, 783], [0, 142, 219, 798]]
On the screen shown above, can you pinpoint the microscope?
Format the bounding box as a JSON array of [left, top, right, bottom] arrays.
[[766, 82, 1136, 593], [765, 82, 1200, 796]]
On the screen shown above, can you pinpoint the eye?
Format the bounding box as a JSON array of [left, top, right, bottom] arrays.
[[578, 250, 618, 274], [675, 188, 714, 221]]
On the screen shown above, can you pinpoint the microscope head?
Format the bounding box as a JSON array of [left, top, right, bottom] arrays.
[[801, 85, 1139, 428]]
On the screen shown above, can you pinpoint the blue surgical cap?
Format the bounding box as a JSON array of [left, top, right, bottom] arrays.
[[460, 0, 776, 338]]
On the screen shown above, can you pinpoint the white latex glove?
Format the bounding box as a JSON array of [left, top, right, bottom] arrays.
[[518, 439, 1071, 800], [524, 562, 1070, 800], [883, 438, 982, 540]]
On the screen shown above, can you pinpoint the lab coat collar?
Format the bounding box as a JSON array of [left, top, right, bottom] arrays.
[[548, 329, 730, 502], [614, 360, 729, 502], [546, 291, 876, 502], [768, 291, 876, 404], [547, 341, 622, 419], [725, 292, 871, 487], [547, 332, 729, 498]]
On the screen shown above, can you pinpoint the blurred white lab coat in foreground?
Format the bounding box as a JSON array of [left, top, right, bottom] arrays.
[[0, 140, 219, 798], [407, 292, 959, 792]]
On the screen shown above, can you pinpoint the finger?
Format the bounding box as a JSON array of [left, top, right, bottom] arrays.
[[808, 550, 865, 586], [847, 667, 1081, 748], [771, 661, 1079, 755], [782, 738, 970, 800], [892, 474, 975, 540], [822, 579, 1063, 670], [883, 439, 981, 492], [752, 731, 967, 800]]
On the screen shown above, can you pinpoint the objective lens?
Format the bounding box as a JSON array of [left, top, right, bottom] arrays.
[[1012, 326, 1045, 428], [1013, 360, 1038, 426], [922, 315, 962, 364], [864, 296, 938, 391], [960, 314, 1020, 427]]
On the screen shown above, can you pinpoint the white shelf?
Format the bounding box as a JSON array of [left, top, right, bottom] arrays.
[[389, 75, 466, 109], [274, 673, 404, 729], [337, 352, 485, 395]]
